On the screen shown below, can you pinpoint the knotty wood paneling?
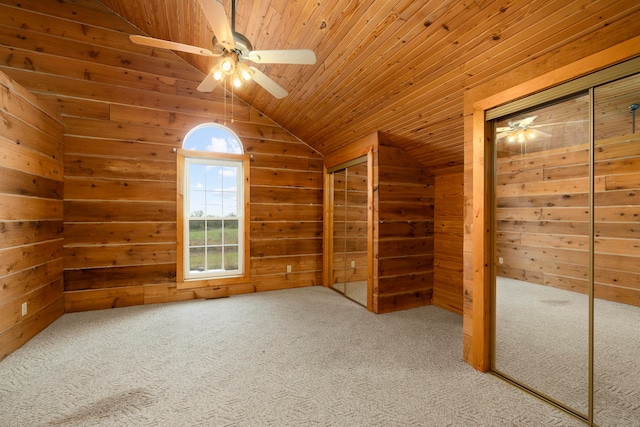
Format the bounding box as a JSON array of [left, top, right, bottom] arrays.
[[0, 1, 323, 312], [0, 70, 64, 361], [374, 139, 434, 313], [433, 173, 463, 315]]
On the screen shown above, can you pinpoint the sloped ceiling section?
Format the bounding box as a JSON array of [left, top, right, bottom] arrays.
[[100, 0, 640, 172]]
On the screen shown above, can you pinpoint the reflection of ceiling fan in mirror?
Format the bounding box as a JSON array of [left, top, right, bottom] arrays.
[[496, 116, 552, 143], [496, 116, 588, 143], [129, 0, 316, 99]]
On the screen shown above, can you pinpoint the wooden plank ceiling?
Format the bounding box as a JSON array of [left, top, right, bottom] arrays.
[[86, 1, 640, 171]]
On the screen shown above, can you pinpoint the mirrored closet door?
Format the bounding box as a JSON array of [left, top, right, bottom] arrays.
[[493, 93, 591, 416], [491, 58, 640, 425], [593, 71, 640, 426], [329, 159, 369, 307]]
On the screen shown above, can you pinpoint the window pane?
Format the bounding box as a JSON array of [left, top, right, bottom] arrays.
[[206, 191, 223, 217], [222, 166, 238, 216], [207, 247, 222, 270], [222, 193, 237, 217], [207, 220, 222, 245], [224, 246, 239, 270], [225, 220, 239, 244], [189, 247, 205, 272], [189, 164, 207, 216], [206, 165, 223, 189], [189, 220, 205, 245], [190, 191, 206, 217], [183, 125, 243, 154]]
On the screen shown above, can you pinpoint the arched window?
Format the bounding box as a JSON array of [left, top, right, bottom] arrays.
[[176, 124, 250, 287]]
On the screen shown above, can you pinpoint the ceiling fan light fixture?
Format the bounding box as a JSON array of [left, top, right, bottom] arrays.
[[220, 55, 236, 75], [212, 65, 223, 81], [237, 62, 253, 82]]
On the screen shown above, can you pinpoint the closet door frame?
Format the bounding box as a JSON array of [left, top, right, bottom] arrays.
[[464, 37, 640, 374], [323, 143, 374, 311], [467, 40, 640, 425]]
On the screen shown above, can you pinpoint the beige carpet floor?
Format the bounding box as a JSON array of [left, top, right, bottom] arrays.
[[0, 286, 586, 426]]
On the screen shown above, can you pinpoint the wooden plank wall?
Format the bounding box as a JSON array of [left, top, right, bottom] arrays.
[[374, 138, 434, 313], [0, 1, 323, 312], [433, 173, 463, 315], [0, 71, 64, 360], [496, 134, 640, 307]]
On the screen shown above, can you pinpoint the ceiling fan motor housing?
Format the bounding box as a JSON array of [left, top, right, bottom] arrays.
[[213, 32, 253, 59]]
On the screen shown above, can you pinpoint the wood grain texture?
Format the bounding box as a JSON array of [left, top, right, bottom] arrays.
[[433, 173, 463, 315], [0, 70, 64, 361], [374, 137, 435, 313]]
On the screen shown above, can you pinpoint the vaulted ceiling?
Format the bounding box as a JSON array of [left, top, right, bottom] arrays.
[[21, 1, 640, 171]]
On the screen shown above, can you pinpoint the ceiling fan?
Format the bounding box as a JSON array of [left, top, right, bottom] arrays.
[[129, 0, 316, 99], [496, 115, 590, 143]]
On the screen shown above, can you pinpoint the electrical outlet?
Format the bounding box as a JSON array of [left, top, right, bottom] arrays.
[[498, 257, 504, 265], [286, 265, 292, 273], [21, 302, 28, 316], [351, 260, 356, 268]]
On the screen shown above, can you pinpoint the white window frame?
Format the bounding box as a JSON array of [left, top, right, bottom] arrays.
[[183, 157, 244, 280]]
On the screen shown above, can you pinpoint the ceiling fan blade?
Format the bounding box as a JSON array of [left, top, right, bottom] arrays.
[[532, 129, 552, 137], [246, 49, 316, 65], [496, 132, 511, 140], [130, 35, 216, 56], [529, 119, 589, 128], [249, 67, 288, 99], [197, 0, 235, 50], [518, 116, 537, 127], [197, 72, 218, 92], [495, 126, 512, 132]]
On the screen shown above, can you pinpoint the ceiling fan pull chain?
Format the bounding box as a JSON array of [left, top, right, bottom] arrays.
[[231, 0, 236, 33]]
